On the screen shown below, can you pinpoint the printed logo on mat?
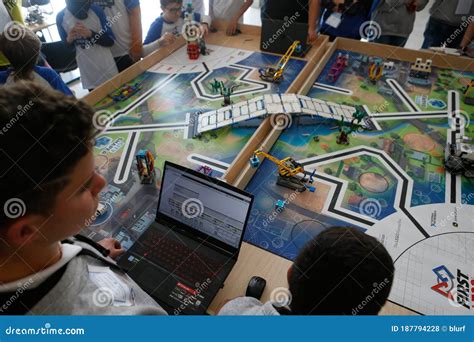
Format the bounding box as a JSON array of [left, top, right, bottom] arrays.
[[430, 265, 473, 310]]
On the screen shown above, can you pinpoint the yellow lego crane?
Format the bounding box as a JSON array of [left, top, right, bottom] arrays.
[[259, 41, 302, 83], [249, 149, 308, 192]]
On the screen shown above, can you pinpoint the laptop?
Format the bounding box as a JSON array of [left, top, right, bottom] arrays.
[[118, 161, 254, 315], [260, 18, 311, 57]]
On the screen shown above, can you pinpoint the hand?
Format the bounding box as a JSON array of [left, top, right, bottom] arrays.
[[74, 22, 92, 39], [129, 44, 143, 62], [159, 32, 176, 47], [200, 23, 209, 36], [67, 29, 77, 44], [98, 238, 125, 260], [226, 18, 239, 36], [307, 29, 318, 44]]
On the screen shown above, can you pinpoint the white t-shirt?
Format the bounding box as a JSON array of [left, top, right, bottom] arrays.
[[210, 0, 246, 23]]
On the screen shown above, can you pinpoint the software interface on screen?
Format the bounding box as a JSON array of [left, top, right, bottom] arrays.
[[158, 165, 252, 248]]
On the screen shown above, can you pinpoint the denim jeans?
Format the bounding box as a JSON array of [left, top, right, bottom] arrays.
[[422, 17, 465, 49], [374, 35, 408, 47]]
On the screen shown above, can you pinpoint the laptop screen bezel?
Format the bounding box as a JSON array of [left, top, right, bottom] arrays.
[[155, 161, 254, 256]]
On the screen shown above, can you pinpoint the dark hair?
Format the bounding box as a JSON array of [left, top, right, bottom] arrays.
[[0, 25, 41, 81], [161, 0, 182, 8], [288, 226, 394, 315], [0, 82, 95, 227]]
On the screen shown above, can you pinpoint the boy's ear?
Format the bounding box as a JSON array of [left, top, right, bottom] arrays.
[[4, 215, 44, 250]]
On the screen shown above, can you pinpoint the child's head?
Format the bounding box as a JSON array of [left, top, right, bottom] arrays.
[[0, 82, 105, 255], [287, 226, 394, 315], [0, 25, 40, 81], [66, 0, 93, 20], [161, 0, 183, 23]]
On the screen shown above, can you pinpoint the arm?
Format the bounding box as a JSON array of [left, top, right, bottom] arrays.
[[89, 5, 115, 47], [415, 0, 429, 11], [308, 0, 320, 44], [56, 11, 75, 45], [125, 0, 143, 61], [225, 0, 254, 36], [461, 21, 474, 49], [143, 18, 163, 45]]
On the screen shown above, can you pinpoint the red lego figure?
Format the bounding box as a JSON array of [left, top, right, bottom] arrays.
[[187, 42, 200, 60]]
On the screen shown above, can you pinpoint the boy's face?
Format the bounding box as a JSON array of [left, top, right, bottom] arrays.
[[162, 2, 183, 22], [39, 151, 106, 243]]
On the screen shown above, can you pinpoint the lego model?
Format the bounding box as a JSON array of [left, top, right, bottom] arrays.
[[463, 79, 474, 105], [249, 149, 309, 192], [275, 200, 286, 211], [369, 61, 383, 84], [96, 202, 107, 217], [181, 2, 205, 60], [352, 105, 368, 124], [408, 58, 432, 87], [259, 41, 302, 83], [326, 53, 349, 83], [136, 149, 156, 184], [219, 81, 240, 106], [210, 78, 221, 93], [335, 116, 359, 145], [110, 83, 141, 102], [196, 165, 213, 176], [444, 138, 474, 178]]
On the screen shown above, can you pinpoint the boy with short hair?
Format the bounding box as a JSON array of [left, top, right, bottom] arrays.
[[0, 25, 73, 95], [0, 82, 167, 315], [144, 0, 211, 49], [93, 0, 143, 72], [209, 0, 254, 36], [219, 227, 394, 315], [57, 0, 119, 90]]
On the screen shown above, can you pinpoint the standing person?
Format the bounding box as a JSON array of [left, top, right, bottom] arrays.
[[320, 0, 374, 41], [0, 0, 24, 70], [57, 0, 119, 90], [372, 0, 429, 47], [209, 0, 254, 36], [461, 20, 474, 57], [261, 0, 320, 44], [93, 0, 143, 72], [422, 0, 474, 49]]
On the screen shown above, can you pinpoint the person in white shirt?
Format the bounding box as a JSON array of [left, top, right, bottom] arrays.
[[209, 0, 253, 35]]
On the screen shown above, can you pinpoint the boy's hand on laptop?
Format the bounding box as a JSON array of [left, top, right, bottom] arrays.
[[98, 238, 125, 260]]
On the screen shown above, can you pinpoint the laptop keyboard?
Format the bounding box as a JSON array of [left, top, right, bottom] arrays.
[[134, 228, 224, 285]]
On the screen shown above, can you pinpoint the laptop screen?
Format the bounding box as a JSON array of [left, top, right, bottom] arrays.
[[157, 163, 253, 249]]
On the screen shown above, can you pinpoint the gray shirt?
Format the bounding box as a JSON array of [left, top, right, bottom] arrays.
[[218, 297, 281, 315], [430, 0, 474, 26], [372, 0, 429, 38]]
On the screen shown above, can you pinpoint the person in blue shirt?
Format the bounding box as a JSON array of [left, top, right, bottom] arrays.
[[143, 0, 210, 53], [0, 25, 73, 96], [320, 0, 375, 41], [57, 0, 118, 90]]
